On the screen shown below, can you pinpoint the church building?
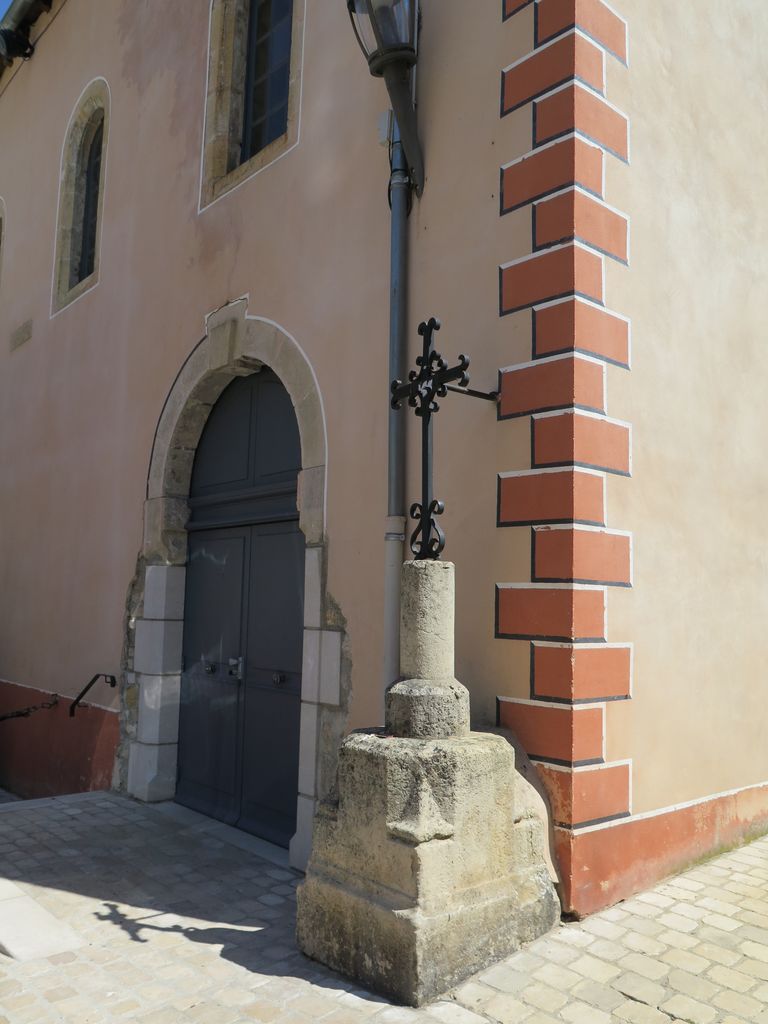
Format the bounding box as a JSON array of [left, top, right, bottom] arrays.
[[0, 0, 766, 919]]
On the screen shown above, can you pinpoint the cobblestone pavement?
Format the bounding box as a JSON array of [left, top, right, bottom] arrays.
[[1, 792, 768, 1024], [0, 790, 19, 805]]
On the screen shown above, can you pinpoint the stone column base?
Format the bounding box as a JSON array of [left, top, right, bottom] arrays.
[[296, 729, 559, 1006]]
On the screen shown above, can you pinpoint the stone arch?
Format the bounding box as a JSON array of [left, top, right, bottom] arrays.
[[125, 300, 342, 869], [52, 78, 110, 312]]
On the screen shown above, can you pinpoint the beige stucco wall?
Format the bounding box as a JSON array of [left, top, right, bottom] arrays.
[[1, 0, 767, 819], [605, 0, 768, 812], [0, 0, 393, 725], [0, 0, 534, 733]]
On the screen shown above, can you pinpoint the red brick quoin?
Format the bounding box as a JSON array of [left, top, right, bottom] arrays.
[[497, 0, 633, 915]]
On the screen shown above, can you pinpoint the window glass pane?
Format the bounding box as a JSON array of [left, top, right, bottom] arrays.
[[272, 0, 292, 24], [241, 0, 294, 163], [249, 120, 265, 154], [269, 63, 290, 113], [270, 17, 291, 64], [72, 118, 103, 288], [266, 106, 288, 147], [256, 0, 271, 36]]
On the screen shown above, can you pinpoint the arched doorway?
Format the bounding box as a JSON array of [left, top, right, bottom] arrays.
[[126, 302, 345, 869], [176, 370, 305, 848]]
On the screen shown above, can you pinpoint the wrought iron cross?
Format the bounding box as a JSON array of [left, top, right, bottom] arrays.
[[391, 318, 470, 559]]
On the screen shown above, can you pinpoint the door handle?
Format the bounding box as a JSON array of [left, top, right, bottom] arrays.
[[228, 656, 244, 681], [202, 658, 216, 675], [272, 672, 286, 687]]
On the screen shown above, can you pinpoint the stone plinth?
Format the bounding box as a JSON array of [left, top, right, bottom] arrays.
[[296, 561, 559, 1005]]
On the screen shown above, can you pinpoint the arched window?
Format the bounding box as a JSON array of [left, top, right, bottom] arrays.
[[71, 114, 104, 288], [53, 80, 109, 311]]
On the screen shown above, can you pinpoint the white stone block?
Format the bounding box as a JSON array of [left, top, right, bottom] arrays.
[[143, 565, 186, 620], [137, 674, 181, 744], [127, 741, 178, 802], [289, 794, 317, 872], [303, 547, 322, 628], [319, 630, 342, 706], [298, 702, 319, 798], [301, 629, 320, 702], [134, 619, 183, 675]]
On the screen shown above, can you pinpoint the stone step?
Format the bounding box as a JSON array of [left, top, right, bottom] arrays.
[[0, 881, 83, 961]]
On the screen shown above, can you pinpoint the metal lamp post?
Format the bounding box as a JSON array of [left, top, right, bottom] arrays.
[[347, 0, 424, 195], [346, 0, 425, 694]]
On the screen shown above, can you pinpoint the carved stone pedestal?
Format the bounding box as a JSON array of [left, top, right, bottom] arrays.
[[296, 561, 559, 1006]]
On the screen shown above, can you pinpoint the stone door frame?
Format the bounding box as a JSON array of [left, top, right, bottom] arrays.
[[125, 300, 341, 869]]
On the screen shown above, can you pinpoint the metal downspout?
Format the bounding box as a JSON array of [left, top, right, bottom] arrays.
[[382, 122, 410, 703]]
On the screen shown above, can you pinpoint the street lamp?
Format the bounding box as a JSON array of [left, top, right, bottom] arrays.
[[347, 0, 424, 195], [346, 0, 425, 694]]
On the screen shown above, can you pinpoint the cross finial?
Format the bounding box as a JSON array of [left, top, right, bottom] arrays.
[[391, 318, 470, 559]]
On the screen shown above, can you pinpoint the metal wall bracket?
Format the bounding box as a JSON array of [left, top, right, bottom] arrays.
[[70, 674, 117, 718], [445, 384, 499, 403]]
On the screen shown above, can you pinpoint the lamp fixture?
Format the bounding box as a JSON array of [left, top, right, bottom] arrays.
[[0, 28, 34, 61], [347, 0, 417, 76], [347, 0, 424, 195]]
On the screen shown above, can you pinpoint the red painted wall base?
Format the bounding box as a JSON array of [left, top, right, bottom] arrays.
[[0, 679, 119, 799], [557, 784, 768, 917]]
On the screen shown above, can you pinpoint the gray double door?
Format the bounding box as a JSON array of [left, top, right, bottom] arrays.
[[176, 370, 305, 849]]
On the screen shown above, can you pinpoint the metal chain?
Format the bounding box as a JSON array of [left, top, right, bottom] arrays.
[[0, 695, 59, 723]]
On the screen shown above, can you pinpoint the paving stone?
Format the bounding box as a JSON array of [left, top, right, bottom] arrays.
[[531, 962, 581, 990], [629, 918, 667, 939], [571, 979, 625, 1012], [519, 982, 568, 1013], [476, 964, 529, 994], [703, 912, 742, 932], [712, 988, 764, 1017], [374, 1010, 425, 1024], [4, 793, 768, 1024], [661, 947, 710, 974], [666, 967, 719, 1001], [559, 1000, 611, 1024], [589, 938, 627, 962], [741, 939, 768, 962], [673, 903, 708, 921], [581, 917, 626, 940], [568, 953, 622, 983], [623, 931, 667, 956], [549, 926, 595, 949], [525, 937, 580, 965], [481, 993, 533, 1023], [637, 892, 675, 909], [740, 958, 768, 982], [613, 971, 667, 1007], [657, 911, 699, 933], [659, 992, 718, 1023], [424, 1004, 487, 1024], [600, 907, 631, 923], [450, 981, 496, 1011], [706, 962, 758, 993], [374, 1010, 425, 1023], [613, 1001, 672, 1024], [617, 953, 670, 981]]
